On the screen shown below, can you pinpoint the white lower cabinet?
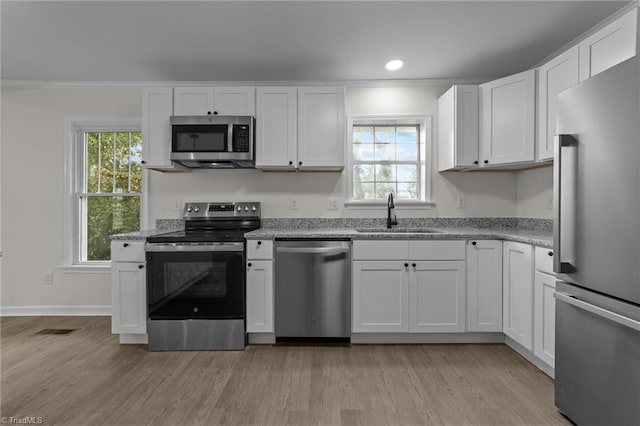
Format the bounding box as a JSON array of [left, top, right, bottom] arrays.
[[534, 270, 556, 367], [466, 240, 503, 332], [502, 241, 534, 350], [352, 240, 466, 333], [246, 260, 274, 333], [111, 241, 147, 335], [245, 239, 274, 333]]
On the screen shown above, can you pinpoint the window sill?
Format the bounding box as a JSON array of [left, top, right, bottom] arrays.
[[60, 264, 112, 274], [344, 200, 436, 210]]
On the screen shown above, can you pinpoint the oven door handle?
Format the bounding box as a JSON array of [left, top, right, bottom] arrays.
[[145, 242, 244, 252]]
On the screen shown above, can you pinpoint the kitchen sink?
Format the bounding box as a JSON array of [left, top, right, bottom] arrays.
[[355, 228, 443, 234]]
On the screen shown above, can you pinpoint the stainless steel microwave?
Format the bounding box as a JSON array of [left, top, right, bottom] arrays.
[[170, 115, 255, 169]]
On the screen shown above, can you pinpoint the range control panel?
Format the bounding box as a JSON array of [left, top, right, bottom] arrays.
[[183, 202, 261, 219]]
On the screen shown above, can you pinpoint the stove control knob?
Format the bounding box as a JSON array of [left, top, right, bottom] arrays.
[[244, 206, 250, 212], [252, 205, 257, 212], [186, 206, 193, 212], [194, 207, 200, 212], [237, 206, 242, 212]]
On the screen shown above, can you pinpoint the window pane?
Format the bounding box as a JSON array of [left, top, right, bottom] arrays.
[[353, 143, 374, 161], [374, 127, 394, 143], [376, 183, 395, 199], [115, 132, 131, 192], [86, 133, 100, 193], [85, 196, 140, 261], [353, 126, 374, 143], [374, 143, 394, 161], [354, 164, 374, 182], [397, 164, 417, 181], [99, 132, 115, 193], [129, 132, 143, 193], [397, 182, 418, 199], [353, 182, 375, 200], [375, 164, 395, 182], [396, 144, 418, 161], [396, 126, 418, 143]]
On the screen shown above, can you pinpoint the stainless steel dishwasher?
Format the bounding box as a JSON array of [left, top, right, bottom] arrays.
[[274, 240, 351, 340]]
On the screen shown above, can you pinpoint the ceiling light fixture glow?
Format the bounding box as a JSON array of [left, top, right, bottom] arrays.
[[385, 59, 404, 71]]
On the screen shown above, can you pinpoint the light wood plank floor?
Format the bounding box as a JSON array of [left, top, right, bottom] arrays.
[[1, 316, 570, 425]]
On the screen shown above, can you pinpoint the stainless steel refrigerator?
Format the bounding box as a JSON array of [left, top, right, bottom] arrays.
[[554, 56, 640, 426]]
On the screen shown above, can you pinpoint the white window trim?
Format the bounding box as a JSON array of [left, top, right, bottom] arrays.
[[344, 114, 434, 208], [63, 117, 146, 272]]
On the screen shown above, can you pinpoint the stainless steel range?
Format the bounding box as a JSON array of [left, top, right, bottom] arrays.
[[145, 202, 261, 351]]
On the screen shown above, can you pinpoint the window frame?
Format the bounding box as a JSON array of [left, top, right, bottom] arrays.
[[345, 114, 434, 208], [63, 117, 146, 272]]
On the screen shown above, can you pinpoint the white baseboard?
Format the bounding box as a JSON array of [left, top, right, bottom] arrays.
[[0, 305, 111, 317]]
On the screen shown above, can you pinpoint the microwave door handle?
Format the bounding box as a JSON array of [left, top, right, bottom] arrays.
[[228, 124, 233, 153]]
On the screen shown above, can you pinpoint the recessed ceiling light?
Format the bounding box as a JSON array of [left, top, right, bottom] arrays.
[[385, 59, 404, 71]]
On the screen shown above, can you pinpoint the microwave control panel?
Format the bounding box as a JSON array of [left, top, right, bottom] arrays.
[[232, 124, 251, 152]]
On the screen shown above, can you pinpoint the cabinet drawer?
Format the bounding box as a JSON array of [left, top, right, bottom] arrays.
[[535, 246, 555, 274], [247, 239, 274, 260], [111, 241, 145, 262], [409, 240, 466, 260], [353, 240, 409, 260]]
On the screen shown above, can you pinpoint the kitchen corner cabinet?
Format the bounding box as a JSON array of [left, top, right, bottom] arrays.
[[479, 69, 536, 166], [141, 87, 183, 171], [502, 241, 534, 349], [111, 240, 147, 335], [538, 45, 580, 161], [245, 239, 274, 333], [256, 86, 345, 171], [352, 240, 466, 333], [466, 240, 503, 332], [438, 85, 479, 171], [579, 8, 637, 82], [173, 87, 255, 116], [533, 247, 556, 367]]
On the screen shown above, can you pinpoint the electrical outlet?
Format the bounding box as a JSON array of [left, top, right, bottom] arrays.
[[44, 272, 53, 285], [327, 197, 340, 210], [456, 196, 465, 209], [174, 200, 183, 211], [546, 195, 553, 210], [290, 196, 299, 210]]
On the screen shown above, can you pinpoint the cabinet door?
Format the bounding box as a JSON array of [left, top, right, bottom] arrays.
[[466, 240, 503, 332], [141, 87, 174, 168], [579, 8, 637, 81], [534, 271, 556, 367], [503, 242, 534, 349], [213, 87, 255, 116], [255, 87, 298, 169], [538, 45, 579, 160], [438, 85, 479, 171], [173, 87, 214, 115], [480, 69, 535, 165], [352, 261, 409, 332], [297, 87, 345, 170], [111, 262, 147, 334], [246, 260, 274, 333], [409, 261, 466, 332]]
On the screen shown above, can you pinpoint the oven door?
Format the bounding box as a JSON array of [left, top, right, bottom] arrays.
[[145, 242, 244, 320]]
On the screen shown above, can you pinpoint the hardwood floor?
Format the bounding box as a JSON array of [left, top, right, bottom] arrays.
[[1, 316, 569, 425]]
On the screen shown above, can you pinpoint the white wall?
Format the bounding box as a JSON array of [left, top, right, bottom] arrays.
[[1, 83, 526, 310], [516, 166, 554, 218]]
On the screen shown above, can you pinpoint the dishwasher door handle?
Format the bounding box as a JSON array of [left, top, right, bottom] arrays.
[[276, 247, 349, 255]]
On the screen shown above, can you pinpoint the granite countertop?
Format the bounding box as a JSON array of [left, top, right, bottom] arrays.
[[111, 217, 554, 248]]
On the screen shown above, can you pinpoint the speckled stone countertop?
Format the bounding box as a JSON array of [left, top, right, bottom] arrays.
[[111, 217, 553, 248]]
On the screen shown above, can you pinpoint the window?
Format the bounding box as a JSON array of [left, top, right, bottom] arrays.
[[65, 118, 144, 268], [347, 115, 432, 205]]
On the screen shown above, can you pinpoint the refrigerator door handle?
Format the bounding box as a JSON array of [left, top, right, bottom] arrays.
[[555, 291, 640, 332], [553, 134, 577, 273]]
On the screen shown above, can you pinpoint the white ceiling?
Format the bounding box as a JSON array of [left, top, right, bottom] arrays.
[[0, 0, 631, 83]]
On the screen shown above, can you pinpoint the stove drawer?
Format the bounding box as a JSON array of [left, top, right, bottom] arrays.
[[111, 241, 146, 262], [247, 239, 273, 260]]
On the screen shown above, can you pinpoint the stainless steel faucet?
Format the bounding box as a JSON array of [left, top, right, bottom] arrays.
[[387, 192, 398, 229]]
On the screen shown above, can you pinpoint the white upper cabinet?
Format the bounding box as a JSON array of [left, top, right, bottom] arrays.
[[297, 87, 345, 170], [255, 87, 298, 169], [579, 8, 637, 82], [480, 69, 536, 166], [537, 45, 580, 161], [173, 87, 255, 116], [438, 85, 479, 171], [141, 87, 182, 171]]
